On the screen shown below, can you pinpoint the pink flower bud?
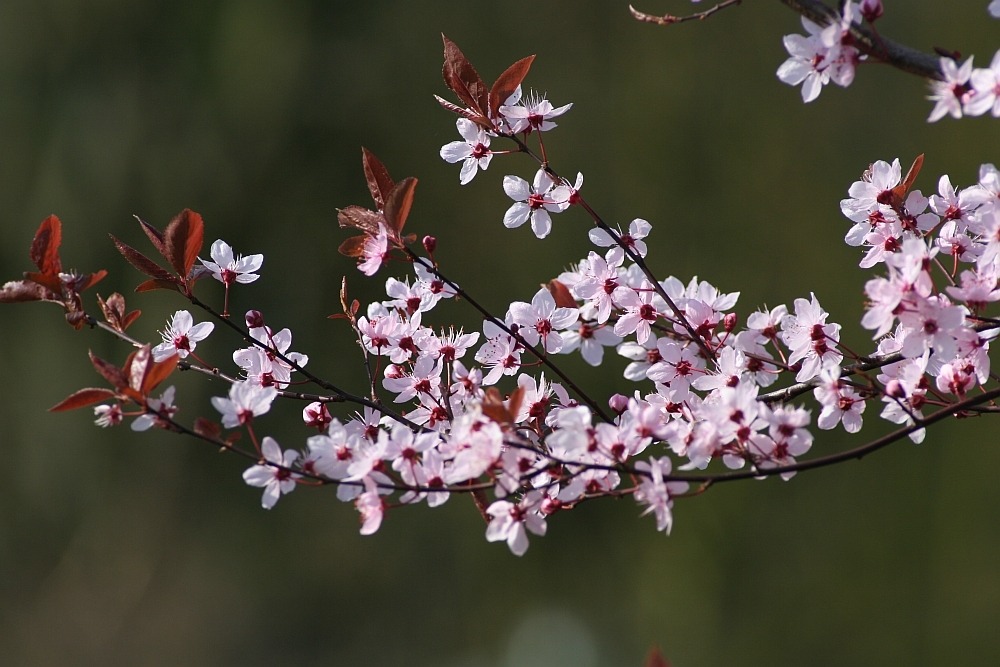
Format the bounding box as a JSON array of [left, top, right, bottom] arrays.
[[245, 309, 265, 328], [608, 393, 629, 415], [303, 401, 332, 430], [723, 312, 738, 332], [860, 0, 882, 22], [422, 235, 437, 254]]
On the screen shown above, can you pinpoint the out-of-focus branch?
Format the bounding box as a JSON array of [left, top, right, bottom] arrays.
[[631, 0, 946, 81], [779, 0, 944, 80]]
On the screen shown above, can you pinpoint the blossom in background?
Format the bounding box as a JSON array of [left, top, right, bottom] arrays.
[[200, 239, 263, 285], [967, 50, 1000, 117], [152, 309, 215, 362], [485, 490, 548, 556], [131, 386, 178, 432], [777, 3, 861, 103], [634, 456, 688, 534], [242, 436, 300, 509], [927, 57, 975, 122]]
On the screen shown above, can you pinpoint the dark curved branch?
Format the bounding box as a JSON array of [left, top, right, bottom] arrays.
[[778, 0, 944, 80]]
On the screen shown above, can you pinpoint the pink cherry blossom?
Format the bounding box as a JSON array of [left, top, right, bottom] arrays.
[[242, 436, 300, 509], [439, 118, 493, 184], [200, 239, 263, 285], [152, 309, 215, 362]]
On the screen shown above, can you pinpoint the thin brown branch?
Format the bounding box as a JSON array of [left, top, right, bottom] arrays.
[[629, 0, 743, 25]]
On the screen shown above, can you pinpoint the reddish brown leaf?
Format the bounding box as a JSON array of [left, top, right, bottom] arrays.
[[433, 95, 490, 127], [383, 177, 418, 236], [77, 269, 107, 292], [23, 271, 63, 293], [194, 417, 222, 440], [361, 147, 395, 210], [490, 55, 535, 118], [142, 355, 178, 394], [163, 209, 205, 278], [337, 206, 384, 236], [135, 278, 182, 293], [546, 279, 577, 310], [135, 215, 166, 256], [338, 235, 367, 259], [98, 293, 121, 329], [112, 235, 178, 283], [0, 279, 50, 303], [481, 386, 523, 428], [30, 215, 63, 275], [441, 34, 488, 117], [121, 310, 142, 330], [890, 153, 925, 207], [126, 345, 152, 393], [89, 350, 128, 390], [49, 387, 117, 412], [643, 647, 671, 667]]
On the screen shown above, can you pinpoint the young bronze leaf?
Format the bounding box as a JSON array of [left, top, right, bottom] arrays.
[[383, 177, 418, 236], [433, 94, 489, 127], [643, 647, 671, 667], [111, 235, 178, 283], [135, 278, 182, 293], [194, 417, 223, 440], [441, 34, 488, 117], [89, 350, 128, 390], [546, 279, 577, 310], [338, 235, 368, 259], [142, 355, 178, 394], [126, 345, 152, 393], [135, 215, 167, 256], [337, 205, 383, 236], [889, 153, 925, 207], [121, 310, 142, 330], [163, 209, 205, 278], [98, 292, 125, 327], [361, 147, 395, 210], [50, 387, 117, 412], [481, 386, 524, 428], [489, 55, 535, 118], [30, 215, 63, 276], [23, 270, 63, 293]]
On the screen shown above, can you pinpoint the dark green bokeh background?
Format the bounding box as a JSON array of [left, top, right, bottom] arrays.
[[2, 1, 998, 665]]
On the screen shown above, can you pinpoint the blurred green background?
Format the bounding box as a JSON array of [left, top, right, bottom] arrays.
[[2, 1, 999, 665]]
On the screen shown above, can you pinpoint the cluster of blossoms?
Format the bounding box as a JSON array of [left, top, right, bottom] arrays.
[[775, 0, 1000, 122], [12, 34, 998, 558]]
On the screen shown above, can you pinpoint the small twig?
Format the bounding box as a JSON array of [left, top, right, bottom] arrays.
[[629, 0, 743, 25]]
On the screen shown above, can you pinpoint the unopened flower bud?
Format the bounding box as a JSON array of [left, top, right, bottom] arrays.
[[608, 393, 629, 415], [303, 401, 333, 430], [723, 312, 738, 332], [245, 309, 265, 328], [422, 235, 437, 255], [860, 0, 883, 22]]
